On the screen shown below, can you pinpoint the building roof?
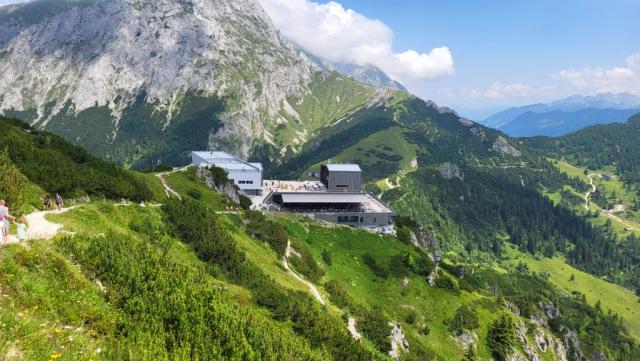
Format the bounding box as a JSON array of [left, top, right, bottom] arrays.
[[325, 164, 361, 172], [193, 151, 261, 172], [193, 151, 237, 161], [280, 192, 366, 204]]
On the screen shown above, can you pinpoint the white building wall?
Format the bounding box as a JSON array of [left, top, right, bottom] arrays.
[[227, 169, 262, 191]]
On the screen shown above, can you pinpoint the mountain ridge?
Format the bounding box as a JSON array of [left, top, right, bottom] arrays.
[[482, 93, 640, 136]]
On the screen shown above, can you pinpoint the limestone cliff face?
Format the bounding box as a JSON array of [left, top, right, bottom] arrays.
[[0, 0, 314, 160]]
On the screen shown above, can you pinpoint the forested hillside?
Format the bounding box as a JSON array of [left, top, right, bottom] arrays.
[[263, 94, 640, 290], [0, 116, 156, 212], [526, 113, 640, 184]]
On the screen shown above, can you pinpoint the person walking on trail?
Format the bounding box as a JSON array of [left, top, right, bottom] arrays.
[[43, 195, 52, 210], [0, 212, 4, 243], [0, 199, 15, 238], [55, 193, 63, 212], [16, 216, 27, 242]]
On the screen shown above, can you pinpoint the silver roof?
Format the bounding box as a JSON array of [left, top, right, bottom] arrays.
[[280, 192, 366, 204], [193, 151, 261, 172], [325, 164, 361, 172]]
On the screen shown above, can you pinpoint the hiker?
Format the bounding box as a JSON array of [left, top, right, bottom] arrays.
[[55, 193, 63, 212], [0, 200, 15, 238], [43, 195, 52, 210], [16, 216, 27, 242]]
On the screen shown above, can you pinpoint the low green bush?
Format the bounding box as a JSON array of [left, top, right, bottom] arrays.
[[360, 308, 391, 352], [363, 253, 389, 279], [435, 272, 460, 294], [289, 241, 325, 283], [187, 188, 202, 200], [449, 305, 479, 335], [321, 249, 332, 265]]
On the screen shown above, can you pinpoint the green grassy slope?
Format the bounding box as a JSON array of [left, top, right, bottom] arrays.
[[3, 160, 639, 359], [503, 245, 640, 341], [273, 71, 375, 152], [2, 203, 327, 360]]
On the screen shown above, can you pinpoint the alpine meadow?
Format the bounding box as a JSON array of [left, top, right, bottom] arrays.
[[1, 1, 640, 360]]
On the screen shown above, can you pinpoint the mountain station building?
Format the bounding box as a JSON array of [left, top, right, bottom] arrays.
[[261, 163, 394, 228], [191, 151, 262, 194], [192, 151, 393, 228]]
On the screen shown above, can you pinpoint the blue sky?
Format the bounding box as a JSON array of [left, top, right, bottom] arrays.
[[262, 0, 640, 119]]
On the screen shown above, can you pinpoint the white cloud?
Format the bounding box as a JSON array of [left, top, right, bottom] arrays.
[[555, 52, 640, 94], [257, 0, 454, 83], [0, 0, 30, 5], [462, 82, 531, 100], [461, 52, 640, 103]]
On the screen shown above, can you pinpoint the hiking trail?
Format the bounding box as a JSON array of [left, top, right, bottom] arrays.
[[584, 173, 596, 210], [283, 240, 325, 305], [1, 206, 77, 246], [156, 166, 190, 200]]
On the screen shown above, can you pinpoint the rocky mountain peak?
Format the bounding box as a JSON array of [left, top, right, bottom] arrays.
[[0, 0, 314, 155]]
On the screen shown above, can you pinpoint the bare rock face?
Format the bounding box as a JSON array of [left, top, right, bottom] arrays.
[[470, 126, 486, 140], [0, 0, 314, 157], [451, 330, 477, 351], [439, 162, 464, 181], [388, 322, 409, 360], [196, 167, 239, 203], [506, 351, 528, 361], [563, 330, 585, 361], [458, 117, 474, 126], [515, 320, 542, 361], [492, 136, 522, 157], [539, 301, 561, 319]]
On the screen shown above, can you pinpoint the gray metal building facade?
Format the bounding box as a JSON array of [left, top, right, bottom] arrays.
[[314, 212, 393, 227], [320, 164, 362, 192]]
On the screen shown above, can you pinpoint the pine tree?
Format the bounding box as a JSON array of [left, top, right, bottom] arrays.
[[487, 315, 516, 361]]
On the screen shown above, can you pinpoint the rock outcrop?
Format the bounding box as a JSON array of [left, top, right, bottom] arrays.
[[388, 322, 409, 359], [492, 136, 522, 157], [438, 162, 464, 181]]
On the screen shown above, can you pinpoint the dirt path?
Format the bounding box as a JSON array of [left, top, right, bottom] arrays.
[[584, 173, 597, 210], [581, 173, 639, 232], [1, 207, 78, 246], [283, 240, 325, 305], [155, 166, 190, 200], [603, 212, 640, 232], [347, 317, 363, 341]]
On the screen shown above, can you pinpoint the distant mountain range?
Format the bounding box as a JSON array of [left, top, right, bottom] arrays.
[[482, 93, 640, 137]]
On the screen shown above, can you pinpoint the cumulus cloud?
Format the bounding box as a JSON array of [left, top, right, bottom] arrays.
[[257, 0, 454, 82], [555, 52, 640, 94]]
